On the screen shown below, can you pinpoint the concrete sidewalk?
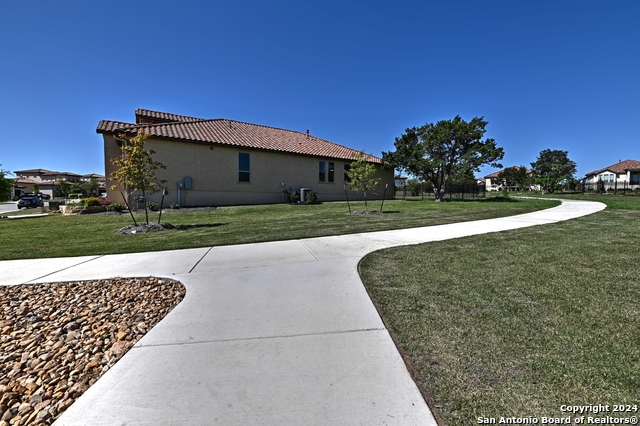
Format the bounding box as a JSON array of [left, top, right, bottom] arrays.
[[0, 199, 605, 425]]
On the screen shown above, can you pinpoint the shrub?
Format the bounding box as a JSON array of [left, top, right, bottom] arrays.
[[83, 197, 103, 207], [100, 198, 114, 206], [305, 190, 317, 204], [284, 188, 299, 203], [169, 203, 180, 209], [146, 201, 159, 211], [106, 203, 124, 212]]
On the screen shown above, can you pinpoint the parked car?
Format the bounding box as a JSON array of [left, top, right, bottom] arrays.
[[36, 192, 51, 200], [17, 197, 44, 209], [19, 192, 37, 198]]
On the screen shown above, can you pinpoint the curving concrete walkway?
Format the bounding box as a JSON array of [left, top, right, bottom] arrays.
[[0, 199, 605, 425]]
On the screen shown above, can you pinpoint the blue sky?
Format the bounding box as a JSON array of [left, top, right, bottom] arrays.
[[1, 0, 638, 178]]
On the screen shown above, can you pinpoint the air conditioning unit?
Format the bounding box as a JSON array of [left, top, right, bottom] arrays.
[[299, 188, 311, 203]]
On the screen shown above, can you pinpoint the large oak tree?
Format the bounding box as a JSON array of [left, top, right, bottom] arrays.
[[383, 115, 503, 201], [530, 149, 577, 193]]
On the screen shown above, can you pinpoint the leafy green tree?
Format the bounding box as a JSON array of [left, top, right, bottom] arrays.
[[55, 178, 71, 198], [83, 178, 99, 196], [530, 149, 577, 193], [32, 183, 39, 193], [110, 131, 166, 225], [70, 182, 85, 196], [346, 151, 380, 213], [0, 165, 13, 202], [383, 115, 503, 201], [496, 166, 532, 191]]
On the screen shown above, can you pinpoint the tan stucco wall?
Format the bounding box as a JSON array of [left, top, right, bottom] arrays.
[[104, 135, 394, 207]]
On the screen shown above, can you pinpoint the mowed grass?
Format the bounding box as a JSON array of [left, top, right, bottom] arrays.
[[0, 197, 557, 260], [359, 199, 640, 425]]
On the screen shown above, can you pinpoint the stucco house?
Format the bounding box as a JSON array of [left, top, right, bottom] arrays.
[[97, 109, 394, 207], [584, 159, 640, 190], [484, 166, 538, 191], [12, 169, 104, 198]]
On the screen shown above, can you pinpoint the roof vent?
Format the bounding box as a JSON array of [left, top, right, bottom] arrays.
[[306, 129, 309, 138]]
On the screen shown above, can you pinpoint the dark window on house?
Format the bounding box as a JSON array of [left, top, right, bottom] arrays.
[[631, 172, 640, 184], [344, 164, 351, 183], [319, 161, 326, 181], [328, 162, 335, 183], [239, 152, 250, 182]]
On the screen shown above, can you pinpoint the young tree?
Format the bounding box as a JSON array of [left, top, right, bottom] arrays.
[[0, 165, 13, 202], [530, 149, 577, 194], [55, 178, 71, 198], [110, 131, 166, 225], [383, 115, 503, 201], [496, 166, 532, 191], [83, 178, 99, 196], [346, 151, 380, 213]]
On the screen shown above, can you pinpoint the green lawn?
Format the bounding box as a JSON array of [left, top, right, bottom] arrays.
[[359, 196, 639, 425], [0, 197, 557, 260]]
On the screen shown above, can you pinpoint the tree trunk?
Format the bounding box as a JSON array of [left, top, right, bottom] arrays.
[[142, 188, 149, 225], [364, 191, 368, 213]]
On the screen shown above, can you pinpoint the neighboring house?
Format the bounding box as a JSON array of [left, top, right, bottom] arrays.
[[484, 166, 538, 191], [584, 159, 640, 190], [12, 169, 105, 198], [97, 109, 394, 207]]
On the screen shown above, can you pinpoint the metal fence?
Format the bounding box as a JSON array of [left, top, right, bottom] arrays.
[[582, 181, 640, 195], [395, 182, 486, 200]]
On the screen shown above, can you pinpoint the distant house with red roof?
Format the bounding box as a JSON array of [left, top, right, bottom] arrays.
[[97, 109, 393, 206], [483, 166, 538, 191], [12, 169, 105, 198], [584, 160, 640, 188]]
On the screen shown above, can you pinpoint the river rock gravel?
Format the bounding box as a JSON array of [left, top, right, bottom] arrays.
[[0, 277, 185, 425]]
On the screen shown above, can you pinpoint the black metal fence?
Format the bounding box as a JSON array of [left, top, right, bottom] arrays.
[[395, 182, 486, 200], [581, 181, 640, 195]]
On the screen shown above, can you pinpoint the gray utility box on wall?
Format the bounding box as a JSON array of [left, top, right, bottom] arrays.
[[184, 176, 192, 190]]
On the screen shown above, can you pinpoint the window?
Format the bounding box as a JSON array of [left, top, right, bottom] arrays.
[[344, 164, 351, 183], [239, 153, 250, 182], [318, 161, 335, 182], [631, 172, 640, 184]]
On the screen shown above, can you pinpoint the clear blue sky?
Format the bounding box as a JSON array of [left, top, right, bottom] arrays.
[[1, 0, 638, 178]]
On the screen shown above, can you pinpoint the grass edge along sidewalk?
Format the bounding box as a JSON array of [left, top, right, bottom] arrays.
[[0, 198, 558, 261], [359, 196, 640, 426]]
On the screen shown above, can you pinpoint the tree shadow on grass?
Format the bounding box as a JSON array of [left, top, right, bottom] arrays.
[[174, 223, 227, 230], [454, 196, 519, 203]]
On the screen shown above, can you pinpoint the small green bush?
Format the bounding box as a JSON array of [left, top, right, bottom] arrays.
[[284, 188, 299, 203], [305, 190, 317, 204], [169, 203, 180, 209], [106, 203, 124, 212], [83, 197, 103, 207], [146, 201, 159, 211]]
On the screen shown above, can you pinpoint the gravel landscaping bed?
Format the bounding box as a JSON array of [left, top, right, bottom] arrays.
[[0, 277, 185, 425]]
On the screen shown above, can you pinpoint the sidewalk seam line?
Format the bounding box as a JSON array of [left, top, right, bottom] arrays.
[[298, 240, 320, 261], [24, 255, 105, 284], [188, 247, 213, 273], [133, 327, 387, 348]]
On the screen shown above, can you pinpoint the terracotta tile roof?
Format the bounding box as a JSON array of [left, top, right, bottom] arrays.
[[97, 110, 381, 163], [13, 177, 39, 185], [484, 166, 531, 179], [14, 168, 57, 175], [135, 109, 202, 124], [585, 159, 640, 177]]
